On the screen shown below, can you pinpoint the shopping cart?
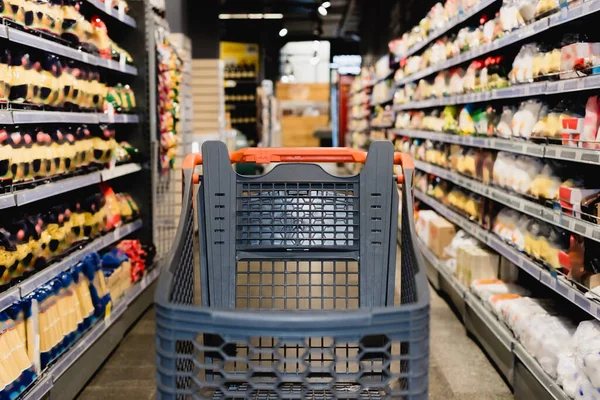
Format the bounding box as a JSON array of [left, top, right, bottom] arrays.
[[155, 141, 430, 399]]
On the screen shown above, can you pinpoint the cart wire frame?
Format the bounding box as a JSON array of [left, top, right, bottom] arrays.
[[155, 141, 430, 399]]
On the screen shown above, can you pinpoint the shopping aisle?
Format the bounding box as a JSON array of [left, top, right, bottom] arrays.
[[76, 285, 512, 400], [428, 287, 511, 400], [77, 309, 157, 400]]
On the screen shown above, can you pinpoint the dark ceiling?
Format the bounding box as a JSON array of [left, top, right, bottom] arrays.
[[219, 0, 360, 39]]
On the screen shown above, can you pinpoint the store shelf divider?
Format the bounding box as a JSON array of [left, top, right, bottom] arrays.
[[11, 111, 99, 125], [15, 172, 102, 207], [101, 163, 143, 182], [0, 193, 16, 210], [395, 129, 600, 164]]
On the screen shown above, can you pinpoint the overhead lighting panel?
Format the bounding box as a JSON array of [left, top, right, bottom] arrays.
[[219, 13, 284, 20], [263, 13, 284, 19]]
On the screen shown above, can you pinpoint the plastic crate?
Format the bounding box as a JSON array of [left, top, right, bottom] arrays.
[[155, 141, 430, 399]]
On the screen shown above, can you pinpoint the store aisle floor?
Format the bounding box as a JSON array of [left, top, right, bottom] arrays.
[[76, 286, 512, 400]]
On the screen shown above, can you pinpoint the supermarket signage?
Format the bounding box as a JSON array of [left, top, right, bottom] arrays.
[[220, 42, 260, 71], [331, 55, 362, 75]]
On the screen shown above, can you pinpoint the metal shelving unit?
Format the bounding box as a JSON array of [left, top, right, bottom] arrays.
[[415, 191, 600, 320], [414, 160, 600, 244], [5, 163, 142, 208], [0, 1, 181, 398], [8, 111, 140, 125], [394, 73, 600, 111], [19, 220, 143, 296], [21, 266, 160, 400], [418, 237, 572, 400], [395, 0, 600, 87], [86, 0, 138, 28], [395, 0, 499, 61], [3, 26, 138, 75]]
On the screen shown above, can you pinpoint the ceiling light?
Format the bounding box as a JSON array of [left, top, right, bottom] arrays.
[[322, 1, 331, 8], [279, 28, 288, 37], [219, 13, 284, 20], [313, 40, 320, 50], [263, 13, 284, 19], [318, 6, 327, 16]]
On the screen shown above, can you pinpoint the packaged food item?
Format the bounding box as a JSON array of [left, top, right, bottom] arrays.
[[560, 34, 600, 79], [512, 100, 546, 139], [456, 245, 499, 286], [0, 50, 11, 102]]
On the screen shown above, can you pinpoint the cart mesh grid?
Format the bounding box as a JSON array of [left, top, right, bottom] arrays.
[[156, 142, 430, 400], [237, 182, 359, 249], [235, 260, 360, 310]]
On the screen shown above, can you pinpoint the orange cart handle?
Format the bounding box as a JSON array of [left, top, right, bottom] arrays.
[[183, 148, 414, 184], [183, 147, 413, 167]]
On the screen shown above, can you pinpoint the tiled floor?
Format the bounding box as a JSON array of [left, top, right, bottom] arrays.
[[76, 286, 512, 400]]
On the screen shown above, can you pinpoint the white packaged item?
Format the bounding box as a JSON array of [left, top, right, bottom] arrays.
[[573, 321, 600, 389], [496, 106, 515, 138], [557, 351, 581, 399], [523, 315, 576, 378], [471, 280, 530, 302], [576, 376, 600, 400]]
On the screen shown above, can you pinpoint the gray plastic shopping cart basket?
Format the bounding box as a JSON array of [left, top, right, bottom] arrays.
[[155, 141, 430, 399]]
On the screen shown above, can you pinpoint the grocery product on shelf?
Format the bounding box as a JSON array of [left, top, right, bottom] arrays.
[[90, 16, 133, 64], [0, 302, 36, 400], [156, 37, 182, 170], [0, 184, 139, 289], [0, 1, 135, 64], [101, 248, 132, 305], [0, 124, 123, 185]]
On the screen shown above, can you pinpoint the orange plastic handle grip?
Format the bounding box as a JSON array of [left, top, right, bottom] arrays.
[[183, 148, 413, 168]]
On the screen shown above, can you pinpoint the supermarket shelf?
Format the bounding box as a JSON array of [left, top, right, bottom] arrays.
[[395, 0, 600, 87], [12, 111, 98, 124], [394, 74, 600, 111], [86, 0, 137, 28], [418, 232, 575, 399], [415, 190, 600, 320], [0, 193, 17, 210], [394, 81, 548, 110], [370, 123, 394, 129], [15, 173, 101, 206], [8, 111, 140, 125], [513, 343, 571, 400], [14, 163, 142, 207], [418, 239, 467, 317], [398, 0, 499, 60], [5, 27, 138, 76], [97, 113, 140, 124], [414, 159, 600, 245], [18, 220, 143, 297], [397, 128, 600, 166], [100, 163, 143, 181], [20, 265, 159, 400]]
